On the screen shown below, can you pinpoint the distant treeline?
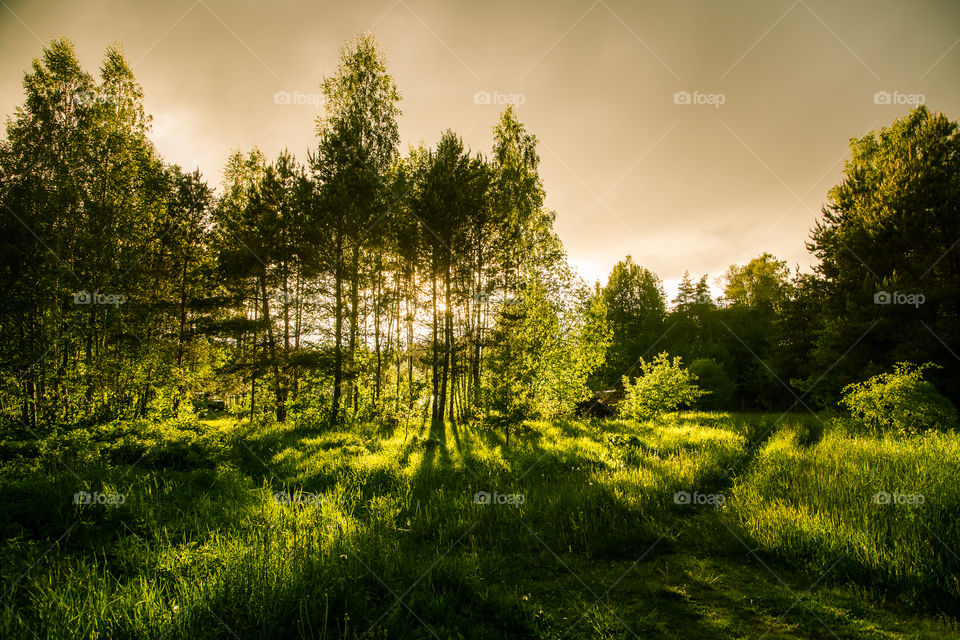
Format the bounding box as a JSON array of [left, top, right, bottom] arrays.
[[1, 34, 958, 433]]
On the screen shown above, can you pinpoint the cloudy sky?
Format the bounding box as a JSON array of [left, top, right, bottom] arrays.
[[2, 0, 959, 296]]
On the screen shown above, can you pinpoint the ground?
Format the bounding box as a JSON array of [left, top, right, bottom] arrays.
[[0, 412, 957, 639]]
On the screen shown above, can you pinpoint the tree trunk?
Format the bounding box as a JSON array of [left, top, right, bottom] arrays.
[[331, 231, 344, 426], [374, 252, 383, 403], [174, 260, 188, 412], [260, 272, 285, 423], [349, 245, 360, 414], [430, 273, 441, 437]]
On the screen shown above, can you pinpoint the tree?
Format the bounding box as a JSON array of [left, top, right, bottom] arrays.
[[311, 33, 401, 425], [688, 358, 734, 410], [412, 131, 476, 437], [484, 272, 609, 442], [593, 256, 666, 388], [0, 39, 179, 426], [722, 252, 790, 310], [213, 148, 268, 420], [491, 105, 546, 292], [806, 106, 960, 405]]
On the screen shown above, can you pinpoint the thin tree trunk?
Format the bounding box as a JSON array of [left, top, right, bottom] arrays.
[[349, 245, 360, 414], [407, 271, 414, 411], [374, 252, 383, 403], [260, 272, 285, 423], [431, 273, 440, 434], [331, 232, 344, 426], [437, 264, 451, 437]]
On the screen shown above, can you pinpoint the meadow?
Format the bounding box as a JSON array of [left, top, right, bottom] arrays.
[[0, 412, 957, 639]]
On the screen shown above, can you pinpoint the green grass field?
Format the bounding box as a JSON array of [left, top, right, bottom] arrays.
[[1, 412, 958, 639]]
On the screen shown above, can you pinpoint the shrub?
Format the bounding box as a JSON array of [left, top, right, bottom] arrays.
[[619, 352, 707, 421], [840, 362, 957, 436]]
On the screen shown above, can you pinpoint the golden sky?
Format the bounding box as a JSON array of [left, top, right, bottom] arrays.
[[2, 0, 958, 296]]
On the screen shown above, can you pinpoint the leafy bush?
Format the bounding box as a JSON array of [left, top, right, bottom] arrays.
[[619, 352, 707, 421], [840, 362, 957, 436]]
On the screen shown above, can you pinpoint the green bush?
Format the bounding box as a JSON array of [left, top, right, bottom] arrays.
[[840, 362, 957, 436], [619, 352, 707, 421]]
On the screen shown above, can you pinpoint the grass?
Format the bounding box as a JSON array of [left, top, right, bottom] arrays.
[[733, 420, 960, 601], [0, 411, 957, 638]]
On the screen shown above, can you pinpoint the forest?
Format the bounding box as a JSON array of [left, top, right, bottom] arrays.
[[1, 33, 959, 640]]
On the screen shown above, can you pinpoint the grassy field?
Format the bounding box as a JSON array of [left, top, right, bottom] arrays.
[[0, 412, 958, 639]]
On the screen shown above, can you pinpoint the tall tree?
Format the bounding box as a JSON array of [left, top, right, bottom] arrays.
[[491, 105, 546, 292], [311, 33, 400, 425], [722, 252, 790, 310], [806, 105, 960, 404], [593, 256, 666, 387]]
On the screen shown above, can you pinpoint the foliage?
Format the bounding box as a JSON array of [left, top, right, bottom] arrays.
[[688, 358, 735, 410], [484, 275, 610, 425], [721, 252, 791, 310], [840, 362, 957, 435], [807, 106, 960, 406], [3, 37, 960, 437], [618, 352, 707, 421], [592, 255, 666, 388]]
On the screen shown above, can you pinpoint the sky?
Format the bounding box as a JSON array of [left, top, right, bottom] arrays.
[[2, 0, 959, 299]]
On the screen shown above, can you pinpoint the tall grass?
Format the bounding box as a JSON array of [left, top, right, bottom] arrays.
[[732, 422, 960, 604], [0, 411, 956, 638]]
